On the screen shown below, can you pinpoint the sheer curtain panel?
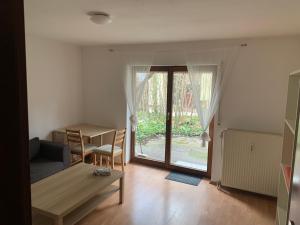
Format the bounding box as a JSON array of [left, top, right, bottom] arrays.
[[186, 48, 239, 146], [125, 65, 152, 131]]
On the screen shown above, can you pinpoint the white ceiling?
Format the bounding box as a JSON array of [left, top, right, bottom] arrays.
[[24, 0, 300, 46]]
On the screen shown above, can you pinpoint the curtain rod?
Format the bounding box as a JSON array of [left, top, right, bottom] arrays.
[[108, 43, 247, 53]]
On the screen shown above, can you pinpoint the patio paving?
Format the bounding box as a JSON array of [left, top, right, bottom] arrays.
[[135, 136, 208, 171]]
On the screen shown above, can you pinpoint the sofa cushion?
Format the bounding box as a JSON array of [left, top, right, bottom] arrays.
[[30, 158, 65, 183], [29, 137, 40, 160]]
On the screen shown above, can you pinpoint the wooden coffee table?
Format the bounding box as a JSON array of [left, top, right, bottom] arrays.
[[31, 163, 124, 225]]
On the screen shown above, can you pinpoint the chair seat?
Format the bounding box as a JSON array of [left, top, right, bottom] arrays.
[[71, 144, 98, 154], [93, 144, 122, 155]]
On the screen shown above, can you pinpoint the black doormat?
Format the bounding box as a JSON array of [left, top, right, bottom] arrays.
[[165, 171, 201, 186]]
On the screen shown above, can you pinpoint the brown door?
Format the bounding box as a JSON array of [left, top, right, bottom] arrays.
[[0, 0, 32, 224], [131, 66, 214, 177]]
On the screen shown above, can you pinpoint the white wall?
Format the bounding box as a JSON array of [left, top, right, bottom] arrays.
[[26, 35, 84, 139], [213, 37, 300, 181], [82, 36, 300, 181], [27, 35, 300, 180]]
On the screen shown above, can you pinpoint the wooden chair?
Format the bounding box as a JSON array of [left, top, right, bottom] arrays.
[[66, 129, 98, 164], [93, 129, 126, 171]]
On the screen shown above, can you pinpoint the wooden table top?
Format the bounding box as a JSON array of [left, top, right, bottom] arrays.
[[54, 123, 115, 138], [31, 163, 123, 218]]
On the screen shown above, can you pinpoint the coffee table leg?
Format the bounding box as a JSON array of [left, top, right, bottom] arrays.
[[55, 217, 63, 225], [119, 176, 124, 204]]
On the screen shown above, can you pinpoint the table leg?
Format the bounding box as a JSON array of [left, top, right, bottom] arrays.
[[100, 135, 103, 146], [106, 156, 109, 167], [119, 176, 124, 204], [55, 217, 63, 225], [93, 153, 97, 165]]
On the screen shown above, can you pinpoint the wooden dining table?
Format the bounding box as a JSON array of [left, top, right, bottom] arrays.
[[52, 123, 115, 145]]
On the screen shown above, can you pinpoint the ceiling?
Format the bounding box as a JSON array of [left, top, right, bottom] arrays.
[[24, 0, 300, 46]]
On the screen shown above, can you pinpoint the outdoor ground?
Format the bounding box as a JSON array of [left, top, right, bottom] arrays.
[[135, 136, 208, 171]]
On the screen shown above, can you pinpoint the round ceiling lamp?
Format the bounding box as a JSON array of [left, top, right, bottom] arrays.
[[88, 11, 112, 25]]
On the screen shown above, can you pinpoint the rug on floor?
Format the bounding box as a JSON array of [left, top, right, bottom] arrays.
[[165, 171, 201, 186]]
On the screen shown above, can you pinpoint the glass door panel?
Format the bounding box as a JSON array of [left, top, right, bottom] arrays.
[[135, 72, 168, 162], [170, 72, 212, 171], [132, 66, 214, 175]]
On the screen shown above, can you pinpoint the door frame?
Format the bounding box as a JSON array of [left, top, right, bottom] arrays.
[[130, 66, 214, 178], [0, 0, 32, 224]]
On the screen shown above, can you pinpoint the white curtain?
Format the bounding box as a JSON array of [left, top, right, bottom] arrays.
[[186, 48, 239, 146], [188, 65, 220, 146], [125, 65, 152, 131]]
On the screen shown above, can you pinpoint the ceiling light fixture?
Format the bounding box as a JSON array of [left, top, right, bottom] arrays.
[[88, 11, 112, 25]]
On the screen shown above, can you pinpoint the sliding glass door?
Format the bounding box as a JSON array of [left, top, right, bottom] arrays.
[[135, 72, 168, 162], [170, 71, 210, 171], [132, 66, 214, 176]]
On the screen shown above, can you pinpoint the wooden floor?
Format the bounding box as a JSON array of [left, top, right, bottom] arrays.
[[77, 163, 276, 225]]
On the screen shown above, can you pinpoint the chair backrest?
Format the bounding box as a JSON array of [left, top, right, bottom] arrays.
[[112, 129, 126, 152], [66, 129, 84, 154]]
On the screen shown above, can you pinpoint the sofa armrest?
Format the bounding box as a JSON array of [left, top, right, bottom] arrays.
[[40, 140, 70, 167]]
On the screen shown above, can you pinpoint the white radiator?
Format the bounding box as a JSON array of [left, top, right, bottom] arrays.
[[221, 129, 282, 197]]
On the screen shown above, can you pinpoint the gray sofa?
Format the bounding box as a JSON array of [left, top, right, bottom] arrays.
[[29, 137, 70, 183]]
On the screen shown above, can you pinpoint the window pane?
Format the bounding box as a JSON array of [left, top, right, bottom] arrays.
[[170, 71, 212, 171], [135, 72, 168, 162]]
